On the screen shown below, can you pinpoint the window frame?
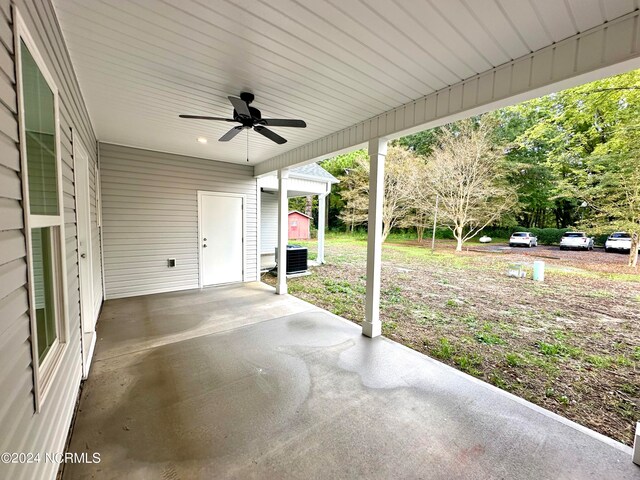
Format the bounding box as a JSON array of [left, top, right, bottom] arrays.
[[15, 7, 69, 411]]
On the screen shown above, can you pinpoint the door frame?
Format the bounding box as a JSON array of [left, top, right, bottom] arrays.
[[197, 190, 246, 288], [72, 131, 96, 379]]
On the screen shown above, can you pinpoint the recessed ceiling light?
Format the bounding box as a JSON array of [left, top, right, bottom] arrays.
[[197, 137, 207, 144]]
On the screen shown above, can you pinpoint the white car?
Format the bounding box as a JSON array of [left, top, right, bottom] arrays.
[[509, 232, 537, 248], [560, 232, 594, 250], [605, 232, 638, 253]]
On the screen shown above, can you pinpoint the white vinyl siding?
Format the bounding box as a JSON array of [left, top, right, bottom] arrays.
[[0, 1, 100, 479], [260, 191, 277, 255], [100, 143, 258, 299]]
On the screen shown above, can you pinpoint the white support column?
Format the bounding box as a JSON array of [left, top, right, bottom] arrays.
[[317, 193, 327, 264], [633, 422, 640, 465], [362, 138, 387, 338], [276, 169, 289, 295]]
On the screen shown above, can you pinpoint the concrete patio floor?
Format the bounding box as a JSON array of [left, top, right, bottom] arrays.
[[64, 282, 637, 479]]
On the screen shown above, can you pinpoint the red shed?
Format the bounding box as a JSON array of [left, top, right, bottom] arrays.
[[288, 211, 312, 240]]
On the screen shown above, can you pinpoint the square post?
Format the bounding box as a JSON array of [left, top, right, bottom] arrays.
[[633, 422, 640, 465], [276, 169, 289, 295], [362, 138, 387, 338], [317, 192, 327, 264]]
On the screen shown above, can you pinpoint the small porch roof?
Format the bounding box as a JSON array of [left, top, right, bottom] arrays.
[[63, 283, 636, 479], [258, 162, 337, 197]]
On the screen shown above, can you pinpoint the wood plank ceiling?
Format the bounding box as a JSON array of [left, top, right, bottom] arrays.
[[53, 0, 639, 164]]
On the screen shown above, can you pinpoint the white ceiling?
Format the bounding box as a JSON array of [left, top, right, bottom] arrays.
[[53, 0, 639, 165]]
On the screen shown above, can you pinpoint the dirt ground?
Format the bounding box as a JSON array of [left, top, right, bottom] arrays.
[[263, 237, 640, 446]]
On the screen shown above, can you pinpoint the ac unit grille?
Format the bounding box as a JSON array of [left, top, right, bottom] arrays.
[[286, 245, 307, 274]]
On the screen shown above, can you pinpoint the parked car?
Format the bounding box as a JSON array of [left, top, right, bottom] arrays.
[[604, 232, 638, 253], [559, 232, 594, 250], [509, 232, 538, 248]]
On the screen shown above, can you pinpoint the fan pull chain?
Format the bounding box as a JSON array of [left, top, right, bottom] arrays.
[[246, 129, 249, 162]]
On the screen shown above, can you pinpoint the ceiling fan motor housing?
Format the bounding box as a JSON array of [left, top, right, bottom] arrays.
[[234, 106, 262, 127], [240, 91, 255, 104]]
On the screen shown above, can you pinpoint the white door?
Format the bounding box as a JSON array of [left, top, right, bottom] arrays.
[[74, 136, 96, 378], [199, 192, 244, 286]]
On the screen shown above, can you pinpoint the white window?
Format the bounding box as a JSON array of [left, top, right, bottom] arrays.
[[16, 9, 69, 409]]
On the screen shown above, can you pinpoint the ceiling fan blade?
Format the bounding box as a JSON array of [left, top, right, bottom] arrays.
[[228, 96, 251, 117], [219, 126, 244, 142], [254, 125, 287, 144], [261, 119, 306, 128], [179, 115, 235, 121]]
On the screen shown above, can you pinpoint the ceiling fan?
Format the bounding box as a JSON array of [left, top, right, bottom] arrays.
[[179, 92, 306, 145]]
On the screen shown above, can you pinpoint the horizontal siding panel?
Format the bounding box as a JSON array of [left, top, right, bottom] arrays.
[[0, 229, 26, 266], [0, 315, 30, 388], [0, 164, 21, 199], [0, 133, 19, 171], [0, 198, 24, 231], [99, 171, 256, 191], [261, 191, 277, 254], [0, 71, 16, 113], [0, 258, 27, 301], [0, 102, 17, 141], [106, 283, 196, 300], [0, 37, 13, 81], [101, 143, 259, 298], [102, 157, 254, 179], [1, 2, 99, 480], [0, 287, 29, 337]]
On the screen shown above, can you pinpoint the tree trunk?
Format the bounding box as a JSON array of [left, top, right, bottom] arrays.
[[416, 226, 424, 243], [305, 195, 313, 218], [454, 226, 463, 252], [629, 232, 639, 268], [381, 222, 390, 243]]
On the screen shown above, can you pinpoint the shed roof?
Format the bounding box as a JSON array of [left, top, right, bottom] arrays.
[[288, 210, 313, 219]]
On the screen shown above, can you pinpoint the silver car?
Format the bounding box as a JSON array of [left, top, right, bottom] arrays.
[[509, 232, 538, 248]]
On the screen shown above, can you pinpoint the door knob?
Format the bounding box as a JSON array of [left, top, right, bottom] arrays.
[[203, 244, 207, 248], [80, 253, 87, 258], [203, 237, 207, 241]]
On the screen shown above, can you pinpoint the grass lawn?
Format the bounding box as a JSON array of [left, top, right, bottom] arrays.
[[263, 233, 640, 446]]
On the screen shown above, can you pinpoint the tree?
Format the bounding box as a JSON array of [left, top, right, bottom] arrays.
[[420, 118, 517, 251], [337, 161, 369, 232], [338, 146, 423, 242], [320, 150, 367, 229], [580, 154, 640, 267], [398, 208, 432, 242], [491, 108, 557, 228], [510, 69, 640, 266]]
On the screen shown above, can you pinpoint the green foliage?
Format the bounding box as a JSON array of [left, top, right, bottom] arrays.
[[454, 353, 483, 376], [431, 337, 455, 360], [320, 150, 368, 229], [523, 227, 571, 245], [475, 331, 505, 345], [537, 341, 582, 358], [393, 128, 442, 157], [505, 352, 525, 367]]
